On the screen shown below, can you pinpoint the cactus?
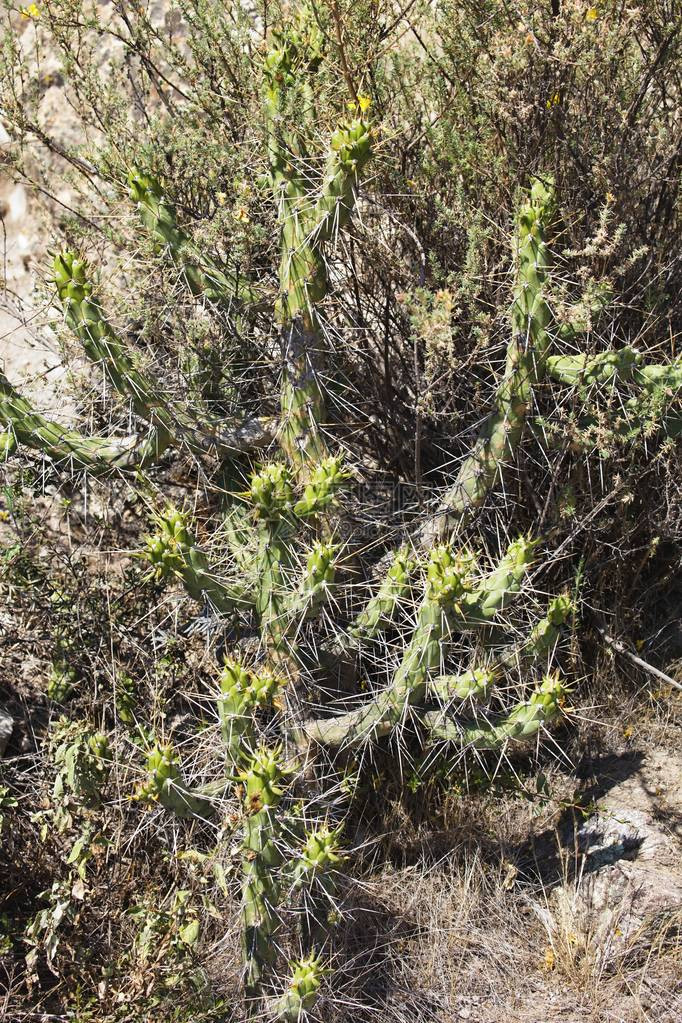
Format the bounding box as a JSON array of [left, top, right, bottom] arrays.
[[128, 171, 256, 309], [546, 349, 682, 442], [299, 536, 537, 748], [53, 250, 273, 460], [429, 666, 497, 704], [423, 178, 556, 543], [0, 366, 159, 470], [143, 505, 252, 612], [293, 455, 352, 519], [4, 49, 619, 1013], [277, 953, 327, 1022], [135, 743, 218, 820], [423, 674, 567, 748], [501, 593, 573, 667], [219, 661, 285, 770], [263, 11, 372, 472], [53, 251, 175, 457], [239, 745, 291, 997], [292, 825, 344, 950]]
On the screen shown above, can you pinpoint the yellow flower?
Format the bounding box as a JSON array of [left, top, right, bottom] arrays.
[[21, 2, 40, 16], [546, 92, 560, 109], [232, 205, 250, 223], [357, 94, 371, 113], [586, 6, 599, 20], [623, 723, 634, 739]]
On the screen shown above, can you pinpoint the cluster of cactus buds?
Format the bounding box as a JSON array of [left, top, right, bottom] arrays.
[[292, 825, 345, 952], [238, 744, 291, 813], [425, 545, 476, 607], [143, 505, 249, 612], [144, 506, 192, 579], [299, 542, 337, 604], [293, 825, 344, 885]]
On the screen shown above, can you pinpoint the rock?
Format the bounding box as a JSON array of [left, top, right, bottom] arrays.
[[559, 751, 682, 954], [0, 705, 13, 756]]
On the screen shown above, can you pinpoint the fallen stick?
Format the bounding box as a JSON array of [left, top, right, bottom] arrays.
[[597, 627, 682, 694]]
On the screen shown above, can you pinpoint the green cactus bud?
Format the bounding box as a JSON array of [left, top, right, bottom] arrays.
[[114, 674, 137, 724], [425, 546, 476, 607], [293, 826, 344, 884], [143, 506, 191, 579], [305, 541, 336, 588]]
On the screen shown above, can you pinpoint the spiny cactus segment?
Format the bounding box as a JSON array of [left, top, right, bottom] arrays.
[[143, 505, 250, 612], [429, 666, 497, 704], [294, 455, 351, 518], [239, 745, 292, 996], [277, 953, 328, 1022], [424, 673, 567, 748], [219, 660, 285, 768], [135, 743, 216, 819], [128, 171, 254, 309], [424, 178, 556, 543], [249, 462, 295, 520]]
